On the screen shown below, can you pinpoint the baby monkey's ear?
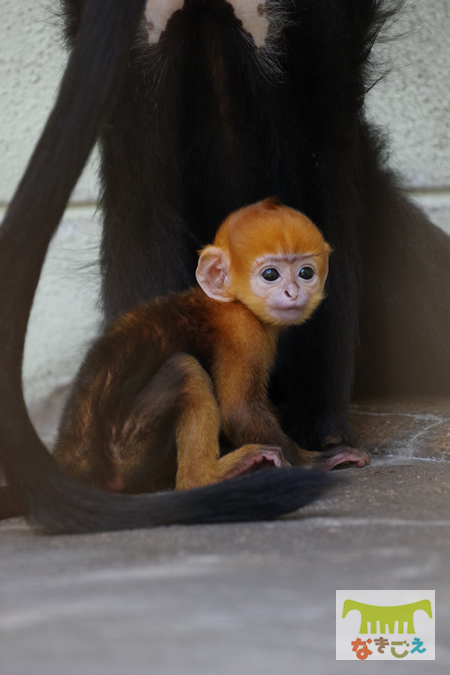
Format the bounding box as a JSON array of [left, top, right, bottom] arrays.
[[196, 246, 233, 302]]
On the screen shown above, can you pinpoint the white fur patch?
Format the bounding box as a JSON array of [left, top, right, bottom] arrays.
[[230, 0, 270, 48], [145, 0, 185, 45], [145, 0, 272, 47]]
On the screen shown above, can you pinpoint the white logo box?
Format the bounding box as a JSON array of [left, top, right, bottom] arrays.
[[336, 590, 435, 661]]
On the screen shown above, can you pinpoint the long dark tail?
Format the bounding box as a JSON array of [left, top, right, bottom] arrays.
[[0, 0, 331, 533], [0, 469, 331, 534]]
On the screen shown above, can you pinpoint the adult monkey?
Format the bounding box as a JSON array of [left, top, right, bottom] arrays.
[[86, 0, 450, 442], [0, 0, 449, 531]]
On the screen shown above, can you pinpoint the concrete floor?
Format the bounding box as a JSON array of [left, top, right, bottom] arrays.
[[1, 394, 450, 674]]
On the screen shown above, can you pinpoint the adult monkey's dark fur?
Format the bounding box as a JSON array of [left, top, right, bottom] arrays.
[[0, 0, 449, 532]]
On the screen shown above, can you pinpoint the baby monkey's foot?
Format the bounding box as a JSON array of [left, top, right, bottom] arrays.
[[104, 475, 126, 492], [220, 445, 287, 481], [314, 445, 370, 471]]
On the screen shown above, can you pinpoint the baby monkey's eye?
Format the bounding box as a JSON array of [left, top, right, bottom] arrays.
[[261, 268, 280, 282], [299, 266, 314, 280]]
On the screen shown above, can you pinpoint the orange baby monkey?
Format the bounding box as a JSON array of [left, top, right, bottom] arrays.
[[51, 198, 369, 494]]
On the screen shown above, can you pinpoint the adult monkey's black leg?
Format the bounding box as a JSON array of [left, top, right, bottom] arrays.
[[269, 0, 384, 450], [99, 30, 198, 319], [60, 2, 201, 320], [274, 237, 361, 451]]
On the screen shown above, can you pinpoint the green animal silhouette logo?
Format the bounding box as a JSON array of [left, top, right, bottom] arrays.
[[342, 599, 433, 635]]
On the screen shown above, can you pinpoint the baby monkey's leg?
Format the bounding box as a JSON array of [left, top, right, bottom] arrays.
[[56, 353, 285, 493], [216, 445, 287, 481], [54, 354, 185, 493], [172, 356, 287, 490]]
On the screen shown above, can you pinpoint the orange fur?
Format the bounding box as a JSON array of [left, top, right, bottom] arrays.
[[210, 198, 331, 276], [54, 199, 339, 493], [200, 198, 331, 325]]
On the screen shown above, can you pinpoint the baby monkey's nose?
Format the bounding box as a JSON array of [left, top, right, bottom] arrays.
[[283, 284, 298, 299]]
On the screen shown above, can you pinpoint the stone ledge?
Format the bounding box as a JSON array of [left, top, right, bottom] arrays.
[[351, 398, 450, 460]]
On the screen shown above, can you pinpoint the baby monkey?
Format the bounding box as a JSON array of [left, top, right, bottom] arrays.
[[53, 198, 369, 493]]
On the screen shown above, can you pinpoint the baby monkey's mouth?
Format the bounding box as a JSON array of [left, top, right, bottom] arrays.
[[269, 304, 306, 318]]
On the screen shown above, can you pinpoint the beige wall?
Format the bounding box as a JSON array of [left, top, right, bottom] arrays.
[[366, 0, 450, 232], [0, 0, 449, 402]]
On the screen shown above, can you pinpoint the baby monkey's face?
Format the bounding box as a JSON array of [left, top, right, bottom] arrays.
[[248, 253, 328, 326]]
